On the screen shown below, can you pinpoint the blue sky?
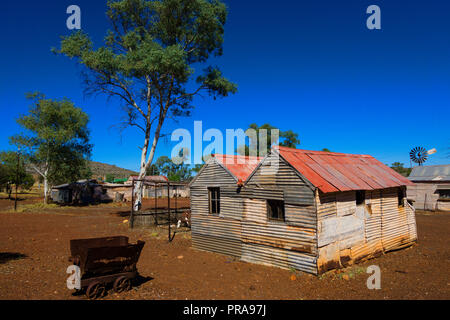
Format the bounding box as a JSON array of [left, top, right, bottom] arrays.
[[1, 0, 449, 171]]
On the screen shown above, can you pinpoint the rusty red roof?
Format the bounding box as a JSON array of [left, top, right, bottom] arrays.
[[213, 154, 263, 183], [274, 146, 414, 193]]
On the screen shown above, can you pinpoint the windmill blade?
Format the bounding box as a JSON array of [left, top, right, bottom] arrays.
[[410, 146, 428, 166]]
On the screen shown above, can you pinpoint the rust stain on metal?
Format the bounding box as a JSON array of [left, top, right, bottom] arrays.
[[213, 154, 263, 183], [274, 146, 414, 193], [68, 236, 145, 299], [291, 245, 313, 254]]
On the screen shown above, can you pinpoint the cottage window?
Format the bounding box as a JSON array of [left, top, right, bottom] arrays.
[[267, 199, 285, 221], [356, 191, 365, 205], [398, 188, 405, 206], [208, 187, 220, 214], [438, 190, 450, 200]]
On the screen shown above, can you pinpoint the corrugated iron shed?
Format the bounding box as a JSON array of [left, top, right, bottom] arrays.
[[408, 164, 450, 182], [127, 175, 169, 184], [273, 146, 414, 193], [213, 154, 263, 183]]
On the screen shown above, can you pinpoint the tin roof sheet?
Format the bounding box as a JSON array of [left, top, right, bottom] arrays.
[[213, 154, 263, 182], [408, 164, 450, 182], [274, 146, 414, 193]]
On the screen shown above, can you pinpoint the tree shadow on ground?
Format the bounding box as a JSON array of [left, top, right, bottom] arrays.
[[110, 209, 132, 217], [0, 197, 28, 201], [0, 252, 28, 264]]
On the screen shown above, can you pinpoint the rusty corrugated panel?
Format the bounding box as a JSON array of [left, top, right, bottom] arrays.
[[191, 215, 242, 240], [316, 192, 337, 219], [380, 189, 411, 251], [315, 187, 417, 274], [242, 221, 317, 254], [275, 146, 414, 193], [192, 233, 242, 258], [365, 190, 382, 243], [213, 154, 263, 183], [241, 243, 318, 275], [405, 201, 418, 241], [279, 150, 340, 193]]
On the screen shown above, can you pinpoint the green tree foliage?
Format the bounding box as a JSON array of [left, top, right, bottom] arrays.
[[191, 163, 204, 174], [10, 93, 92, 203], [237, 123, 300, 156], [390, 162, 412, 177], [280, 130, 301, 148], [153, 155, 192, 181], [0, 164, 8, 190], [106, 174, 115, 183], [54, 0, 237, 205], [190, 154, 211, 177], [0, 151, 35, 198], [146, 163, 160, 176], [322, 148, 331, 152]]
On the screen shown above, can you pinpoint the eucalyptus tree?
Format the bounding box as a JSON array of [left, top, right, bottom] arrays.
[[0, 151, 35, 198], [55, 0, 237, 207], [237, 124, 301, 156], [10, 93, 92, 203]]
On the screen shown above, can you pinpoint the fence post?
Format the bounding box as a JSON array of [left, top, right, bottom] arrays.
[[130, 179, 135, 228]]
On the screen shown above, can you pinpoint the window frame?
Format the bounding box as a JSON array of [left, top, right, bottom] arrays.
[[356, 190, 365, 206], [266, 199, 285, 222], [397, 188, 405, 207], [208, 187, 220, 215], [438, 189, 450, 200]]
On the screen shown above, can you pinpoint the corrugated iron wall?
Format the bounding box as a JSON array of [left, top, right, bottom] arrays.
[[191, 154, 318, 274], [237, 154, 318, 274], [191, 160, 244, 258], [407, 183, 439, 211], [316, 187, 418, 274]]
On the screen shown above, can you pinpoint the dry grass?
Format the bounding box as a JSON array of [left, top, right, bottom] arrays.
[[1, 199, 126, 214], [318, 265, 366, 280], [0, 191, 42, 200]]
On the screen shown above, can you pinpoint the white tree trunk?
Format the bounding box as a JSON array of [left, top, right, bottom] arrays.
[[31, 164, 49, 204], [134, 122, 162, 210], [43, 177, 49, 204], [134, 133, 150, 210]]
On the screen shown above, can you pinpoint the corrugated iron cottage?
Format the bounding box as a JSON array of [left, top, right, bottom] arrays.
[[190, 147, 418, 275]]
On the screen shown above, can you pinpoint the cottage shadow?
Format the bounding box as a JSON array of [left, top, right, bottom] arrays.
[[70, 274, 153, 297], [0, 252, 28, 264]]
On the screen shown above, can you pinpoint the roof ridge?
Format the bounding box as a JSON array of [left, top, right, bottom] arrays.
[[275, 146, 373, 158]]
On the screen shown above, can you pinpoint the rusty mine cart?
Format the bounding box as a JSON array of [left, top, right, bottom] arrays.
[[68, 236, 145, 299]]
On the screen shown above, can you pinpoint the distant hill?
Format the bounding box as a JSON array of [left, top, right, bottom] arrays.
[[89, 161, 138, 180]]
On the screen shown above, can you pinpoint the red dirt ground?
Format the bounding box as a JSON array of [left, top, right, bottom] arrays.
[[0, 197, 448, 300]]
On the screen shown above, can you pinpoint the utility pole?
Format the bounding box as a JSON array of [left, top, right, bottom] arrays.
[[14, 147, 20, 212]]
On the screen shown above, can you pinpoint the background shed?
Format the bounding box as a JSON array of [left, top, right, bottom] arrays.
[[407, 164, 450, 211]]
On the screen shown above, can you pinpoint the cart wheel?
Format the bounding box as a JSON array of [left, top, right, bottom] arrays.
[[113, 276, 132, 293], [86, 282, 106, 300]]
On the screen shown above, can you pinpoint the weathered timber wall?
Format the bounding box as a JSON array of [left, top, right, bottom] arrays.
[[242, 154, 318, 274], [407, 182, 450, 211], [317, 187, 418, 274], [190, 160, 244, 257]]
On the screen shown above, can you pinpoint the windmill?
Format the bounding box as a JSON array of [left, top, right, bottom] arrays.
[[409, 147, 437, 166]]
